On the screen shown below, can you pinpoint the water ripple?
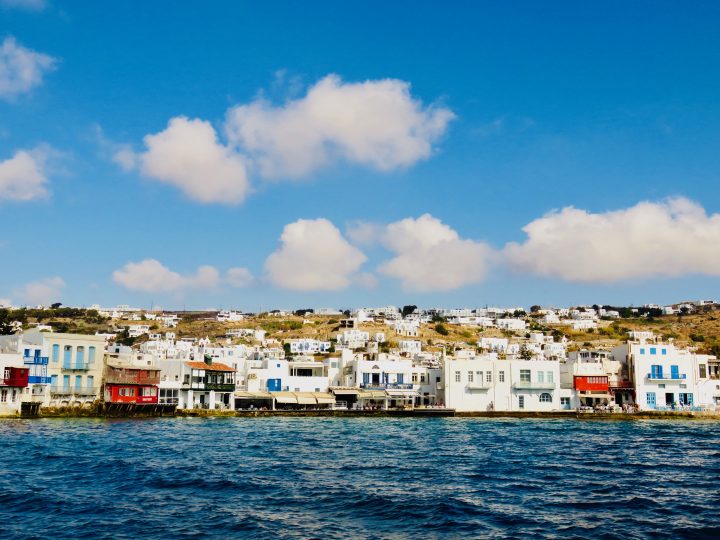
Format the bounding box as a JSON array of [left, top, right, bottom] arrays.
[[0, 417, 719, 539]]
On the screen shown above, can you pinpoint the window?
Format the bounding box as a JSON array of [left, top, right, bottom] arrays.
[[455, 371, 461, 383], [486, 372, 492, 383], [699, 365, 707, 378], [547, 371, 554, 384], [52, 344, 59, 362], [670, 365, 680, 379], [24, 348, 30, 357], [75, 375, 82, 389], [420, 374, 426, 383], [499, 371, 505, 383], [76, 346, 85, 365], [661, 349, 667, 355], [539, 393, 552, 403], [640, 348, 645, 354], [650, 347, 657, 355], [63, 345, 72, 364], [412, 373, 418, 383], [468, 371, 474, 383], [646, 392, 656, 407], [538, 371, 545, 383], [0, 389, 6, 402], [651, 365, 663, 378], [520, 370, 531, 383], [89, 346, 96, 363], [518, 395, 525, 409], [140, 387, 157, 397], [560, 397, 570, 406], [87, 376, 94, 390]]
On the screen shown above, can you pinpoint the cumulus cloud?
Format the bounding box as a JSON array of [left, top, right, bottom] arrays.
[[113, 259, 221, 293], [265, 218, 367, 291], [19, 276, 65, 305], [116, 75, 453, 205], [226, 267, 254, 288], [378, 214, 492, 292], [0, 147, 51, 201], [503, 197, 720, 282], [0, 36, 56, 100], [226, 74, 455, 178], [129, 117, 250, 204]]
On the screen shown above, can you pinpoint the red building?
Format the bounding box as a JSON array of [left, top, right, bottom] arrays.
[[573, 375, 609, 392], [104, 363, 161, 404], [2, 366, 29, 388], [1, 366, 29, 407]]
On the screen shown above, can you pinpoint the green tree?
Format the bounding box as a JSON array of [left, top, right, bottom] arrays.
[[434, 323, 449, 336]]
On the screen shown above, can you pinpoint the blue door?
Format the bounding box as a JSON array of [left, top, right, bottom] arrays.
[[646, 392, 656, 408], [267, 378, 281, 391], [670, 365, 680, 379]]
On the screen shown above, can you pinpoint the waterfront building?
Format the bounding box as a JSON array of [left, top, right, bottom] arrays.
[[0, 355, 28, 415], [103, 346, 161, 405], [442, 356, 560, 412], [158, 357, 236, 409], [14, 330, 107, 407], [612, 338, 715, 410]]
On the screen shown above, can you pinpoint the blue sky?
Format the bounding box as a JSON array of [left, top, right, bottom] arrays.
[[1, 0, 720, 310]]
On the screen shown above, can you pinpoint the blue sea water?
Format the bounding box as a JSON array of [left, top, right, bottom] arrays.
[[1, 418, 719, 539]]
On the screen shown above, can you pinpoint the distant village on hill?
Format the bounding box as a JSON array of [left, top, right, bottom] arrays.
[[1, 299, 719, 416]]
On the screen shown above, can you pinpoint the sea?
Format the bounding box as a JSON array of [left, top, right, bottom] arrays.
[[1, 417, 719, 539]]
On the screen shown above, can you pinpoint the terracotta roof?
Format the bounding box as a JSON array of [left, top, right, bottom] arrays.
[[185, 361, 234, 372]]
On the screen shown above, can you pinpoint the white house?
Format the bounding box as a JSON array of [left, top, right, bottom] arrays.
[[443, 356, 560, 412]]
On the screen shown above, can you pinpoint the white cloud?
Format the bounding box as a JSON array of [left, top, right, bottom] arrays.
[[265, 218, 367, 291], [0, 36, 56, 100], [503, 198, 720, 283], [19, 276, 65, 306], [378, 214, 492, 292], [226, 267, 254, 288], [346, 220, 384, 246], [0, 0, 46, 10], [225, 74, 455, 178], [0, 148, 50, 201], [113, 259, 221, 293], [133, 117, 250, 204]]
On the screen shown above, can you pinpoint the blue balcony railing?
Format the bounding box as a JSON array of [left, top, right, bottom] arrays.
[[647, 373, 686, 380], [360, 383, 414, 390], [23, 356, 49, 365], [28, 376, 51, 384]]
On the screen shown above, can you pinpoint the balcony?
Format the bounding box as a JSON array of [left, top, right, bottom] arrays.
[[50, 385, 99, 396], [466, 381, 491, 390], [62, 362, 90, 371], [23, 356, 49, 366], [204, 382, 236, 392], [28, 376, 51, 384], [647, 373, 686, 381], [106, 373, 161, 385], [514, 381, 555, 390], [360, 383, 414, 390]]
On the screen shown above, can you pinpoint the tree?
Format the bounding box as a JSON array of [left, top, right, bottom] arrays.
[[51, 302, 62, 309], [0, 310, 17, 335], [402, 305, 417, 318], [518, 345, 533, 360], [530, 305, 542, 314], [434, 323, 449, 336]]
